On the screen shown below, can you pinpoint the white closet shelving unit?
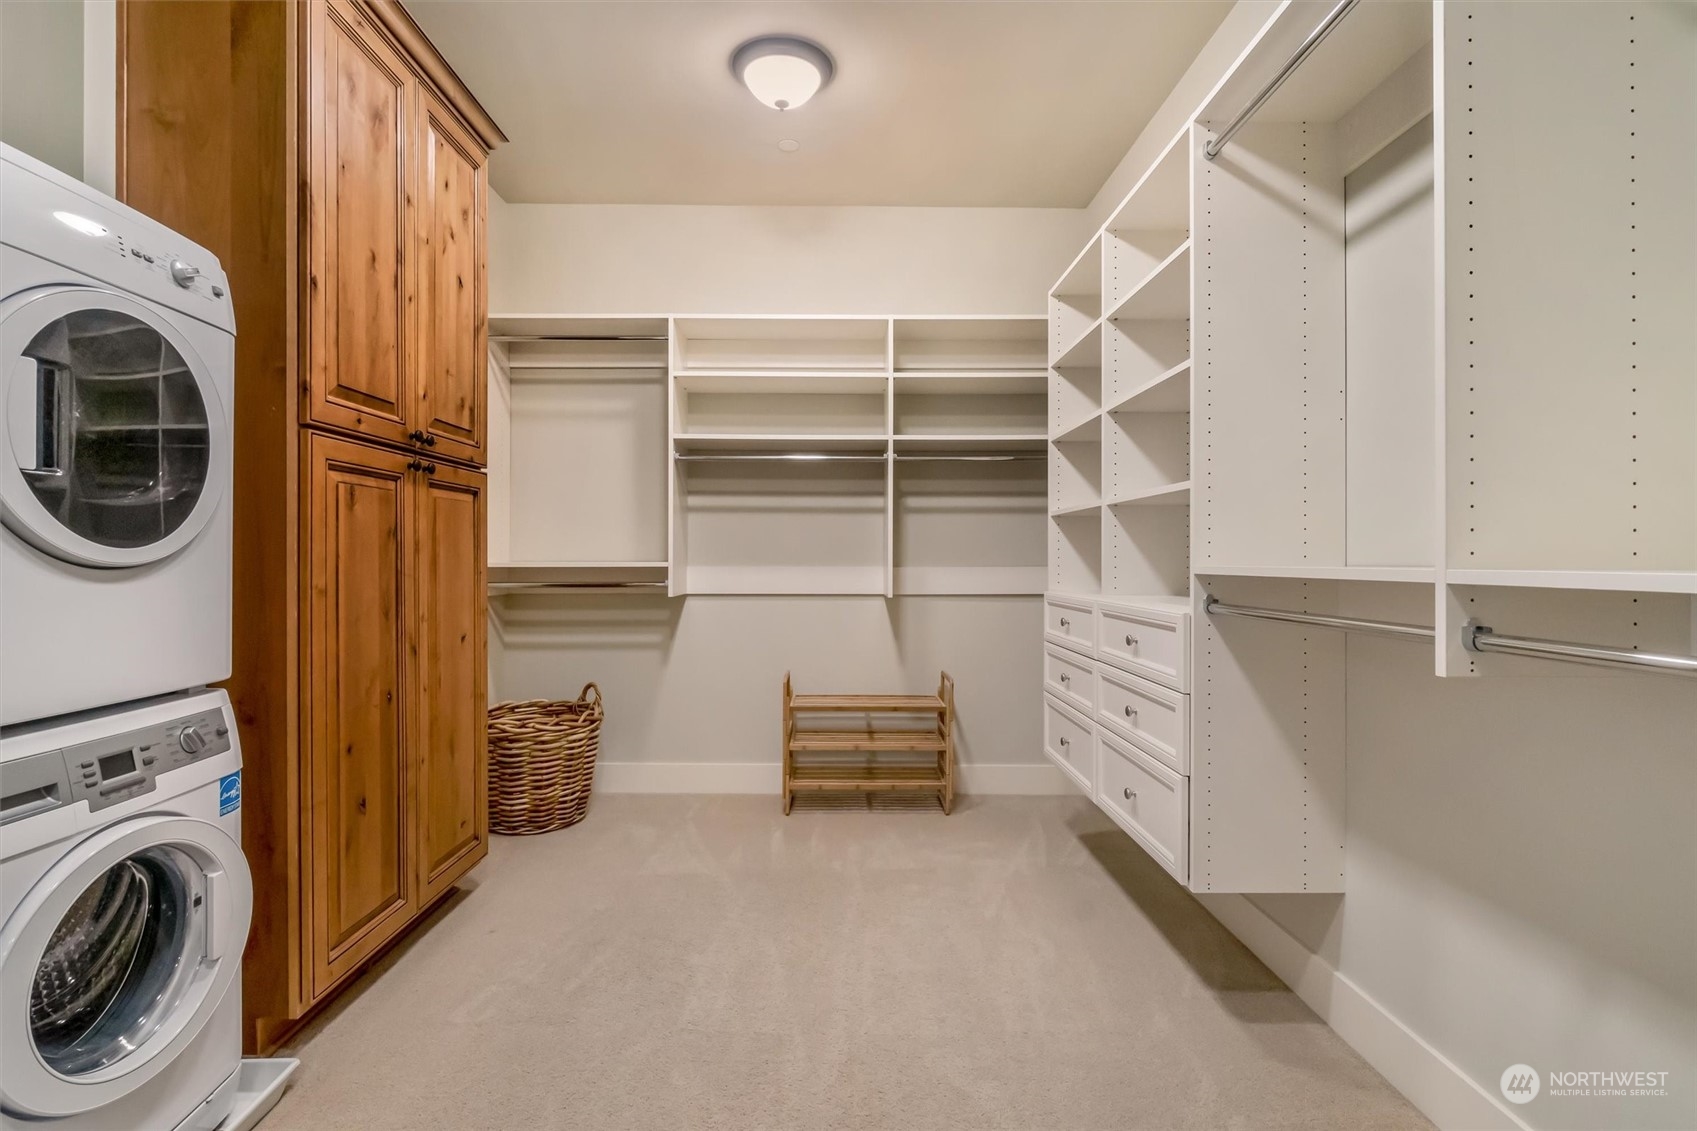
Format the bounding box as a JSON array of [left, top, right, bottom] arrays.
[[671, 316, 1048, 597], [1044, 0, 1697, 894], [488, 314, 1048, 599], [487, 315, 671, 594]]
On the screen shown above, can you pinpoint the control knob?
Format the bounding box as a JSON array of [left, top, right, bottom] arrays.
[[179, 725, 207, 754], [169, 259, 201, 288]]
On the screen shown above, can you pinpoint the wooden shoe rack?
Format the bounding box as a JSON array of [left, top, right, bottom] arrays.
[[782, 672, 956, 814]]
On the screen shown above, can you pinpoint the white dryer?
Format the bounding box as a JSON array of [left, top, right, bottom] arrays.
[[0, 688, 250, 1130], [0, 143, 234, 726]]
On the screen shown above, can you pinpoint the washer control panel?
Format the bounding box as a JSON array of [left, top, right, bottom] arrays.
[[0, 707, 233, 821]]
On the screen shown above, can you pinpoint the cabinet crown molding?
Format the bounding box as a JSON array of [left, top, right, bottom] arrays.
[[364, 0, 508, 151]]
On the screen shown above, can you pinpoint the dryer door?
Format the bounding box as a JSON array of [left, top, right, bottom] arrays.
[[0, 285, 228, 568], [0, 815, 251, 1119]]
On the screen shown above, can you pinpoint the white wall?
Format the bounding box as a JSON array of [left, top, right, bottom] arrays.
[[486, 189, 1082, 790], [0, 0, 85, 179], [1224, 633, 1697, 1131], [490, 199, 1087, 317]]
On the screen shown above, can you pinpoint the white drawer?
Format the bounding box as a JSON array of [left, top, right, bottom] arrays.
[[1096, 728, 1188, 883], [1043, 693, 1094, 793], [1044, 595, 1095, 657], [1096, 600, 1189, 691], [1096, 666, 1188, 774], [1043, 645, 1094, 714]]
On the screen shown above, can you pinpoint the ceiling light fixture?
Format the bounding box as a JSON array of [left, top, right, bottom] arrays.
[[731, 35, 834, 111]]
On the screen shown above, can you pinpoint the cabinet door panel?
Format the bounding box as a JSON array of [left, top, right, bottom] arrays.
[[306, 0, 413, 446], [413, 463, 488, 903], [414, 87, 488, 464], [305, 432, 413, 997]]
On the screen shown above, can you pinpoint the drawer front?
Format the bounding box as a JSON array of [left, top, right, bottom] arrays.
[[1097, 602, 1188, 690], [1096, 666, 1188, 774], [1043, 694, 1094, 792], [1043, 645, 1095, 714], [1045, 597, 1095, 657], [1096, 729, 1188, 882]]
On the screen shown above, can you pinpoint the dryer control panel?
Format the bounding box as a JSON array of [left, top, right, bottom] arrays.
[[0, 707, 233, 822]]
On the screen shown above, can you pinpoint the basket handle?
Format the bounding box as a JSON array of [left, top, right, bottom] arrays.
[[578, 682, 602, 710]]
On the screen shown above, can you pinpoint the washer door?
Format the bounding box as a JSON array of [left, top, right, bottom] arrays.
[[0, 286, 228, 568], [0, 815, 251, 1119]]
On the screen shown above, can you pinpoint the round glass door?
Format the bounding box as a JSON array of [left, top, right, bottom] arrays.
[[29, 846, 198, 1077], [1, 287, 227, 568], [0, 815, 250, 1119]]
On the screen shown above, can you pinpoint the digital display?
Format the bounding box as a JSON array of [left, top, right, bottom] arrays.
[[98, 749, 137, 779]]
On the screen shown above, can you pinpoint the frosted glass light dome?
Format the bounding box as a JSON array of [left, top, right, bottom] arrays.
[[731, 36, 835, 111]]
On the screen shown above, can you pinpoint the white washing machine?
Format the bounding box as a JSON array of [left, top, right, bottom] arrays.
[[0, 688, 250, 1130], [0, 143, 234, 726]]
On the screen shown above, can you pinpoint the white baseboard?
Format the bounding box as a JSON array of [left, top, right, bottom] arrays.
[[593, 761, 1073, 796], [1197, 893, 1529, 1131]]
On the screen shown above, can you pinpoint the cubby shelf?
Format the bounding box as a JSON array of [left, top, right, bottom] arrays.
[[1106, 360, 1191, 414], [489, 561, 669, 587], [1106, 240, 1191, 322], [1051, 320, 1103, 370], [1050, 501, 1102, 518], [1051, 413, 1101, 445], [1108, 481, 1190, 507]]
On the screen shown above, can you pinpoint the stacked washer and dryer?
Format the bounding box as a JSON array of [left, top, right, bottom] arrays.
[[0, 144, 253, 1130]]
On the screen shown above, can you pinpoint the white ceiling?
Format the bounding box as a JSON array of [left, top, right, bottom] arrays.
[[403, 1, 1233, 208]]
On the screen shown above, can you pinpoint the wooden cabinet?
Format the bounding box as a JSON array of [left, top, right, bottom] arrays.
[[303, 433, 488, 994], [411, 460, 488, 905], [117, 0, 504, 1052], [305, 0, 415, 448], [414, 85, 489, 465], [304, 434, 414, 995], [304, 0, 489, 463]]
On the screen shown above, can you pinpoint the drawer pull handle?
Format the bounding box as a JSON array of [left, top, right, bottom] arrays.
[[1123, 787, 1136, 801], [1124, 705, 1137, 719], [1059, 673, 1069, 683], [1125, 634, 1138, 648], [1059, 737, 1069, 747], [1059, 617, 1070, 628]]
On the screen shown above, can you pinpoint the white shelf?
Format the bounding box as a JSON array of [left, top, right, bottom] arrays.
[[1444, 570, 1697, 595], [489, 314, 669, 339], [1107, 360, 1191, 414], [894, 434, 1047, 453], [1050, 500, 1102, 518], [1198, 565, 1436, 584], [674, 433, 887, 453], [1106, 240, 1191, 322], [489, 561, 669, 586], [1051, 412, 1101, 445], [893, 371, 1047, 395], [674, 371, 889, 394], [1097, 593, 1192, 615], [1050, 320, 1103, 370], [1107, 481, 1190, 507]]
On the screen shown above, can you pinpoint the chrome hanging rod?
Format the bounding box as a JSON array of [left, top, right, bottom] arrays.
[[1203, 0, 1361, 161], [894, 453, 1045, 463], [1202, 596, 1434, 641], [675, 452, 886, 463], [1203, 596, 1697, 678], [1464, 624, 1697, 678]]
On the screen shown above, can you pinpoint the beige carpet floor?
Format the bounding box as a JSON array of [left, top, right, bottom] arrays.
[[264, 794, 1430, 1130]]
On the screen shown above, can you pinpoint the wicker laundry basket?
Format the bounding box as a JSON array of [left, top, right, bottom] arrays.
[[487, 684, 603, 835]]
